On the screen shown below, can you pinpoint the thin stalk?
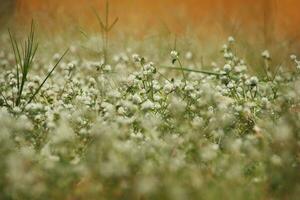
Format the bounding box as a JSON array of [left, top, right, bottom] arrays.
[[93, 0, 118, 65], [177, 59, 187, 84], [9, 21, 38, 106], [160, 65, 221, 76], [27, 49, 69, 105], [0, 91, 11, 109]]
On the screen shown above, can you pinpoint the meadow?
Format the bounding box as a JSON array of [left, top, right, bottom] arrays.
[[0, 1, 300, 200]]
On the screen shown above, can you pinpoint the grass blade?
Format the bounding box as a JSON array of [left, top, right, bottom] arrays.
[[108, 17, 119, 31], [27, 49, 69, 105], [8, 30, 21, 92], [160, 65, 221, 76], [92, 7, 105, 30]]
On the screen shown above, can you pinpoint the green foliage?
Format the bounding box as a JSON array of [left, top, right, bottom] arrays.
[[5, 21, 68, 110], [0, 28, 300, 200]]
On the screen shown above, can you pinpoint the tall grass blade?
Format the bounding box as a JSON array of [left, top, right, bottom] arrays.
[[27, 49, 69, 105], [15, 21, 38, 106], [108, 17, 119, 31]]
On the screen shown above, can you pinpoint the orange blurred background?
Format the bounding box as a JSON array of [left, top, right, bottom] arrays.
[[7, 0, 300, 43]]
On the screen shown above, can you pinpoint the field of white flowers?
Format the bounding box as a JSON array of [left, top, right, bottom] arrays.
[[0, 23, 300, 200]]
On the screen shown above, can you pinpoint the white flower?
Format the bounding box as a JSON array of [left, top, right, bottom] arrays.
[[222, 44, 228, 50], [223, 64, 232, 73], [141, 100, 155, 110], [127, 74, 136, 86], [191, 116, 204, 128], [153, 94, 161, 101], [227, 82, 235, 89], [228, 36, 235, 43], [88, 77, 96, 85], [270, 154, 282, 166], [12, 106, 21, 114], [53, 53, 61, 61], [201, 144, 219, 161], [67, 62, 75, 71], [250, 76, 259, 86], [262, 50, 271, 59], [132, 54, 140, 62], [132, 94, 142, 104], [236, 87, 243, 93], [211, 62, 217, 68], [185, 51, 193, 60], [170, 50, 179, 59], [163, 81, 174, 93], [103, 65, 112, 72], [184, 83, 194, 91], [290, 54, 297, 61], [234, 65, 247, 73], [117, 106, 126, 115]]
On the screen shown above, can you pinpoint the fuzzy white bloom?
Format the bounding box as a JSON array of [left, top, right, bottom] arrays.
[[117, 106, 126, 115], [201, 144, 219, 161], [12, 106, 22, 114], [132, 94, 142, 104], [228, 36, 235, 43], [290, 54, 297, 61], [170, 50, 179, 59], [153, 94, 162, 102], [270, 154, 282, 166], [261, 97, 268, 102], [103, 65, 112, 72], [234, 65, 247, 73], [53, 53, 61, 61], [51, 120, 75, 144], [40, 143, 60, 162], [227, 82, 235, 89], [229, 139, 242, 153], [236, 87, 243, 93], [184, 83, 194, 91], [132, 54, 140, 62], [262, 50, 271, 59], [152, 80, 161, 91], [108, 90, 121, 99], [224, 52, 233, 59], [88, 77, 96, 85], [211, 62, 218, 68], [185, 51, 193, 60], [67, 62, 75, 71], [163, 81, 174, 93], [191, 116, 204, 128], [222, 44, 228, 51], [127, 74, 136, 87], [141, 100, 155, 110], [250, 76, 259, 86], [223, 64, 232, 73]]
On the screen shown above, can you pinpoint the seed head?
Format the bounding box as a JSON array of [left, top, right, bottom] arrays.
[[170, 50, 179, 59], [262, 50, 271, 60], [228, 36, 235, 43], [223, 64, 232, 73]]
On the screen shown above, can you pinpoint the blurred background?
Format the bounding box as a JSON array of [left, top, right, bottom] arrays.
[[1, 0, 300, 47]]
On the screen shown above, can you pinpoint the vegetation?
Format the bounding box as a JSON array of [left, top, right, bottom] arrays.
[[0, 16, 299, 200]]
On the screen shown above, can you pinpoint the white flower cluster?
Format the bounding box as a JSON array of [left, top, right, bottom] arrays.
[[0, 34, 299, 200]]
